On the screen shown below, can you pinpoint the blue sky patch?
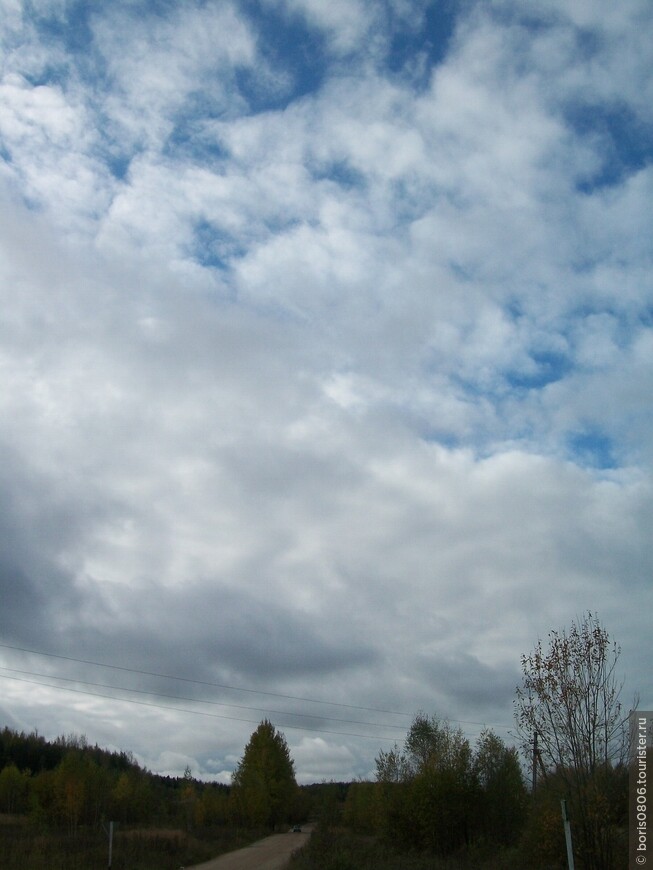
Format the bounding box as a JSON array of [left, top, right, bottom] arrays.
[[420, 430, 462, 451], [567, 428, 617, 470], [190, 219, 242, 271], [104, 152, 132, 181], [505, 351, 572, 390], [386, 0, 457, 85], [640, 307, 653, 329], [21, 1, 107, 91], [27, 0, 95, 56], [309, 159, 367, 191], [241, 1, 328, 110], [164, 113, 232, 166], [568, 102, 653, 192]]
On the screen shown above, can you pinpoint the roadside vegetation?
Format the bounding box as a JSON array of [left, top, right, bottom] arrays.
[[288, 822, 522, 870], [0, 815, 262, 870]]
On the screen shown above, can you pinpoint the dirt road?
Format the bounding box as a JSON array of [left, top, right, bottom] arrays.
[[186, 826, 312, 870]]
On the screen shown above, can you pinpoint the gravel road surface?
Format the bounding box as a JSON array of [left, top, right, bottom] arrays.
[[186, 826, 312, 870]]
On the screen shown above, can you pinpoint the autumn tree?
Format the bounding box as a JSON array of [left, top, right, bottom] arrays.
[[230, 720, 297, 830], [375, 744, 410, 784], [514, 612, 630, 870]]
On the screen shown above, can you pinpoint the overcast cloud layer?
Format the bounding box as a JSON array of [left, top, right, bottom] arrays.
[[0, 0, 652, 783]]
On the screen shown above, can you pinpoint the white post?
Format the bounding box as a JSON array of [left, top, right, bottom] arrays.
[[108, 820, 114, 869], [560, 800, 575, 870]]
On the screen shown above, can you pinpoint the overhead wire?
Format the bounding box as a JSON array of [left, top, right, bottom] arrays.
[[0, 641, 514, 737], [0, 672, 401, 742], [0, 665, 407, 731], [0, 641, 411, 717]]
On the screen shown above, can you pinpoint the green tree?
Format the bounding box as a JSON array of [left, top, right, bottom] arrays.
[[84, 759, 110, 828], [112, 771, 135, 823], [473, 729, 527, 847], [0, 763, 30, 814], [231, 720, 297, 830], [514, 612, 630, 870], [342, 781, 377, 833], [54, 753, 87, 835], [374, 714, 476, 855], [195, 785, 230, 827], [30, 768, 58, 828]]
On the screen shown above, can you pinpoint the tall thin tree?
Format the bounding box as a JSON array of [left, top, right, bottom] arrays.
[[514, 612, 631, 870]]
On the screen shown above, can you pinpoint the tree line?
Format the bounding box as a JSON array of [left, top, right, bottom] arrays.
[[0, 720, 309, 836], [0, 728, 232, 832]]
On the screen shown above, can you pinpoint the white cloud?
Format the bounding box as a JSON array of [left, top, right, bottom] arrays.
[[265, 0, 378, 55], [0, 74, 112, 233], [91, 3, 256, 149], [0, 0, 651, 783], [292, 737, 359, 784]]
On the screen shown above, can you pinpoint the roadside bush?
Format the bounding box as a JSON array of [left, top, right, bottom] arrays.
[[288, 824, 523, 870]]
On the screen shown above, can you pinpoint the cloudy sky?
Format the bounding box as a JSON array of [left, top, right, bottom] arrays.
[[0, 0, 652, 785]]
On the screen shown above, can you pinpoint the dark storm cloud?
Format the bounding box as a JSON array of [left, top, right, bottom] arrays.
[[0, 560, 48, 643], [65, 580, 379, 690], [0, 445, 90, 648], [418, 651, 520, 716]]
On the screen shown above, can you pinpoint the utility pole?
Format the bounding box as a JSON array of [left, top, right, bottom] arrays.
[[532, 730, 538, 794]]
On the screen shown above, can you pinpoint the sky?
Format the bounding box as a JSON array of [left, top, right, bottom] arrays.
[[0, 0, 652, 786]]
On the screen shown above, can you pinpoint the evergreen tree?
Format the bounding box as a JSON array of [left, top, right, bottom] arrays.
[[231, 720, 297, 830]]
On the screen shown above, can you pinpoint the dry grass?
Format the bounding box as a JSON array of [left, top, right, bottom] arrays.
[[0, 822, 265, 870], [119, 827, 186, 839], [0, 813, 27, 826]]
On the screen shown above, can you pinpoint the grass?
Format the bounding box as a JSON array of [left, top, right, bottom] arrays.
[[0, 817, 266, 870]]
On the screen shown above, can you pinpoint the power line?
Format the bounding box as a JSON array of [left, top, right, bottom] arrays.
[[0, 642, 411, 717], [0, 672, 401, 742], [0, 665, 407, 732], [0, 642, 514, 735]]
